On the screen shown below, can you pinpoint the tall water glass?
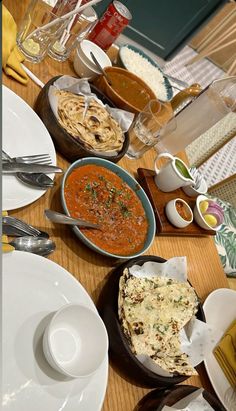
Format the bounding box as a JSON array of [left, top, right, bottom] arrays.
[[155, 76, 236, 155], [48, 7, 97, 62], [126, 100, 173, 159], [16, 0, 68, 63]]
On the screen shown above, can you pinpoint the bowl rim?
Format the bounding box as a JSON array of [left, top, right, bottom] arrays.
[[118, 44, 173, 101], [101, 66, 159, 113], [98, 255, 205, 387], [136, 384, 226, 410], [195, 195, 221, 231], [35, 75, 130, 162], [45, 303, 108, 378], [61, 157, 156, 259]]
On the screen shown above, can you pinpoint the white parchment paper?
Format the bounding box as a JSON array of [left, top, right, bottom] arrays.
[[48, 75, 135, 156], [127, 257, 219, 377]]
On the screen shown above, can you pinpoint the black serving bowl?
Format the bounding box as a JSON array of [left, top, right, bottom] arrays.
[[134, 384, 226, 410], [34, 76, 130, 163], [97, 255, 205, 388]]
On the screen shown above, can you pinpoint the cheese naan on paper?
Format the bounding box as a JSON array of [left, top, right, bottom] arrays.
[[118, 268, 199, 376], [56, 90, 124, 153]]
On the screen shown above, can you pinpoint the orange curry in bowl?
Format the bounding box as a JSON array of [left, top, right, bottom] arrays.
[[64, 164, 149, 256], [106, 72, 152, 111]]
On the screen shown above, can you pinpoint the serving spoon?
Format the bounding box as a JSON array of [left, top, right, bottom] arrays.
[[4, 237, 56, 256], [45, 209, 100, 229], [90, 51, 112, 86]]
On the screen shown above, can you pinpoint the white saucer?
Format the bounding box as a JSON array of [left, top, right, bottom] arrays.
[[203, 288, 236, 411], [3, 251, 108, 410]]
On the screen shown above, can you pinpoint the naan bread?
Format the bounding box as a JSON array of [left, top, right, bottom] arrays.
[[56, 90, 124, 153], [118, 268, 199, 376]]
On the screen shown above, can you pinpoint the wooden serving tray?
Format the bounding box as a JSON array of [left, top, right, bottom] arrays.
[[137, 168, 215, 236]]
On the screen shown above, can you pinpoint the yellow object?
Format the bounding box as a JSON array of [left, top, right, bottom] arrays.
[[204, 214, 218, 227], [2, 5, 28, 84], [214, 319, 236, 387], [199, 200, 209, 214], [22, 38, 40, 56], [2, 211, 15, 253]]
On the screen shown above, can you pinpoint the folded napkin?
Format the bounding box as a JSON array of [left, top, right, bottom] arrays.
[[2, 5, 28, 84], [2, 211, 15, 253], [213, 319, 236, 387]]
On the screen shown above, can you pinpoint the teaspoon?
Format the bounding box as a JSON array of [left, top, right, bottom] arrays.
[[8, 237, 56, 256]]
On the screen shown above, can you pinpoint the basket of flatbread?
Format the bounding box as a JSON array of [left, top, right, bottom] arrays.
[[97, 255, 209, 388], [35, 76, 132, 163]]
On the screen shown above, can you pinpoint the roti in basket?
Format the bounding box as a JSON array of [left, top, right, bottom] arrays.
[[56, 90, 124, 153], [118, 268, 199, 376]]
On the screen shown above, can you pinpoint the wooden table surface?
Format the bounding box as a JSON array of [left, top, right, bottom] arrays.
[[3, 1, 229, 409]]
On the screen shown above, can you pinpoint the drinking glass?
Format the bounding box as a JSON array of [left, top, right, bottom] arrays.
[[16, 0, 69, 63], [126, 100, 173, 159], [47, 7, 97, 62], [155, 76, 236, 155]]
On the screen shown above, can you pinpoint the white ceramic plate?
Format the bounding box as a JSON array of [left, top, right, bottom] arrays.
[[2, 251, 108, 411], [2, 85, 57, 211], [203, 288, 236, 410]]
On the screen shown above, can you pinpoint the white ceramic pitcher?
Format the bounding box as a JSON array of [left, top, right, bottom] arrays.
[[154, 152, 194, 192]]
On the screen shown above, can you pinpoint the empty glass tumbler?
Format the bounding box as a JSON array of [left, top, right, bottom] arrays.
[[48, 6, 97, 62], [126, 100, 173, 159], [16, 0, 69, 63]]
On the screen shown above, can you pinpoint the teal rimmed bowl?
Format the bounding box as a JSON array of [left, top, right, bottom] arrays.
[[61, 157, 156, 259], [117, 44, 173, 102]]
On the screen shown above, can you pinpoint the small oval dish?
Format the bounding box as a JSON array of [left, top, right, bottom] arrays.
[[43, 303, 108, 378], [61, 157, 156, 259], [134, 384, 226, 411], [165, 198, 193, 228], [194, 195, 224, 231], [117, 44, 173, 102], [34, 76, 129, 163], [97, 255, 205, 388]]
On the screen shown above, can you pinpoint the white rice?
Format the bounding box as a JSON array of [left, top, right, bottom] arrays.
[[120, 46, 168, 101]]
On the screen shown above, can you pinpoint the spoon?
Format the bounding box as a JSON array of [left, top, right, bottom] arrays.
[[90, 52, 112, 86], [45, 209, 100, 229], [7, 237, 56, 256], [2, 150, 54, 189]]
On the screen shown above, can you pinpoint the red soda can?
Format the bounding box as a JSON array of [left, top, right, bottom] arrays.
[[88, 1, 132, 51]]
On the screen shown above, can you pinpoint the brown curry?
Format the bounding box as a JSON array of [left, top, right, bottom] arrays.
[[64, 164, 149, 256], [107, 72, 152, 110]]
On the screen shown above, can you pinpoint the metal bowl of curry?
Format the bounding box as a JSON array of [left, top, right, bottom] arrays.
[[93, 66, 158, 115], [61, 157, 156, 259]]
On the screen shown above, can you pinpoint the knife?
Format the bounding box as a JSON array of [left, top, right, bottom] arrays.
[[2, 162, 63, 174]]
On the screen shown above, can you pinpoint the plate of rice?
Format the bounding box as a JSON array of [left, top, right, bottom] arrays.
[[118, 44, 173, 102]]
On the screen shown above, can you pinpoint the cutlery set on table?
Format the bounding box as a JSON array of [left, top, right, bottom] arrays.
[[2, 150, 63, 189]]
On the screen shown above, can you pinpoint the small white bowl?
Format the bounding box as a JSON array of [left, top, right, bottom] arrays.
[[194, 195, 221, 231], [73, 49, 101, 80], [182, 177, 208, 197], [165, 198, 193, 228], [43, 303, 108, 378], [79, 39, 112, 70], [74, 40, 112, 79]]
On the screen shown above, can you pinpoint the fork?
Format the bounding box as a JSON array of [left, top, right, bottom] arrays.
[[2, 150, 52, 165], [2, 215, 42, 237]]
